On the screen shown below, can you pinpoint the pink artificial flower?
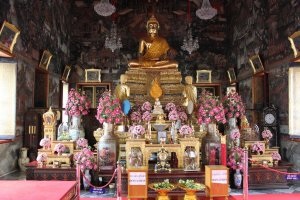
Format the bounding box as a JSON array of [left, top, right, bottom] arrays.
[[74, 147, 97, 171], [129, 125, 146, 136], [39, 138, 51, 148], [251, 142, 265, 153], [230, 130, 240, 140], [54, 143, 66, 154], [262, 129, 273, 140], [142, 111, 152, 122], [65, 88, 91, 117], [165, 102, 176, 112], [179, 125, 193, 136], [222, 92, 245, 120], [227, 147, 244, 171], [271, 152, 281, 161], [36, 153, 48, 162], [141, 101, 152, 112], [76, 138, 88, 149], [168, 110, 179, 121]]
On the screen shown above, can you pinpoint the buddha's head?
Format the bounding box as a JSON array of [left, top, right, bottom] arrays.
[[120, 74, 128, 84], [146, 15, 160, 36], [185, 76, 193, 85]]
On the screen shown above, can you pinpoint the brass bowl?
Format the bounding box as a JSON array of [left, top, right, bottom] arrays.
[[148, 183, 176, 196]]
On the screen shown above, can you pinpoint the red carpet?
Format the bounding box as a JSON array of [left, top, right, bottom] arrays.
[[0, 180, 78, 200], [81, 193, 300, 200]]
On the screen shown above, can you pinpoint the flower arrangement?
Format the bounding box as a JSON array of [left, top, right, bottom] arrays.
[[36, 153, 47, 162], [129, 124, 146, 138], [222, 91, 245, 119], [168, 109, 179, 121], [179, 125, 193, 137], [39, 138, 51, 149], [271, 152, 281, 161], [151, 179, 175, 190], [262, 129, 273, 140], [230, 129, 240, 140], [227, 147, 244, 170], [165, 102, 176, 112], [141, 101, 152, 112], [76, 138, 88, 149], [130, 111, 142, 123], [74, 147, 97, 171], [95, 91, 123, 124], [197, 91, 226, 124], [251, 142, 265, 154], [176, 106, 188, 122], [142, 111, 152, 122], [178, 179, 205, 190], [65, 88, 91, 116], [54, 143, 66, 154]]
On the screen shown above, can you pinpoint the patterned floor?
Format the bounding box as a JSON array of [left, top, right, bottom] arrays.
[[1, 170, 300, 198]]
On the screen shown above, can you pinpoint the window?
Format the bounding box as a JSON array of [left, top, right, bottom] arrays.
[[0, 62, 16, 139], [289, 67, 300, 136]]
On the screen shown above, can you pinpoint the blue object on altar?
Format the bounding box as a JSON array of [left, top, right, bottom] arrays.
[[122, 99, 131, 115]]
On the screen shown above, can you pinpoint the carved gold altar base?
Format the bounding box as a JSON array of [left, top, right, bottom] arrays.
[[125, 68, 184, 105], [125, 138, 199, 169], [46, 154, 72, 167]]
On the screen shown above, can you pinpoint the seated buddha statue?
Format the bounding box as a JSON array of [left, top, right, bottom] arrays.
[[128, 15, 178, 69]]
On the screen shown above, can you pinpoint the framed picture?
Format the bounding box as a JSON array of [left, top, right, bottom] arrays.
[[61, 65, 71, 82], [249, 55, 264, 74], [85, 69, 101, 82], [77, 82, 111, 108], [196, 70, 212, 83], [0, 21, 20, 55], [39, 50, 53, 70], [227, 68, 236, 83], [288, 31, 300, 58]]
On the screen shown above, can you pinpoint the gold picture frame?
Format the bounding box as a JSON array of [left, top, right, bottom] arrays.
[[85, 69, 101, 82], [61, 65, 71, 82], [0, 21, 20, 56], [39, 50, 53, 70], [196, 70, 212, 83], [249, 55, 264, 74], [288, 31, 300, 58], [227, 68, 236, 83]]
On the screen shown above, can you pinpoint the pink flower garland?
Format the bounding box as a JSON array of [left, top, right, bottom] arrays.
[[95, 91, 123, 124], [65, 88, 91, 117]]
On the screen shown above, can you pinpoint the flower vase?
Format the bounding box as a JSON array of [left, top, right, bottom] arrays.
[[69, 115, 85, 141], [170, 121, 177, 143], [227, 118, 240, 148], [265, 139, 270, 149], [18, 147, 29, 172], [234, 168, 242, 189], [201, 123, 221, 167], [97, 122, 117, 170], [82, 169, 91, 190]]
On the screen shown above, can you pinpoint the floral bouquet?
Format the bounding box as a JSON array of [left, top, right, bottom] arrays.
[[222, 91, 245, 119], [168, 109, 179, 121], [179, 125, 193, 137], [197, 91, 226, 125], [227, 147, 244, 171], [142, 111, 152, 122], [54, 143, 66, 154], [251, 142, 265, 154], [39, 138, 51, 149], [176, 106, 188, 122], [76, 138, 88, 149], [141, 101, 152, 112], [36, 153, 48, 163], [65, 88, 91, 116], [95, 91, 123, 124], [262, 129, 273, 140], [130, 111, 142, 123], [74, 147, 97, 171], [129, 124, 146, 138], [165, 102, 176, 112], [230, 129, 240, 140], [271, 152, 281, 161]]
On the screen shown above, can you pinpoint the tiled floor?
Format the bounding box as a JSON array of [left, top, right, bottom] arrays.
[[1, 170, 300, 198]]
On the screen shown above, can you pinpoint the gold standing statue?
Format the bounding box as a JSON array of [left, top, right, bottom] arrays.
[[182, 76, 197, 115], [128, 15, 178, 69], [114, 74, 130, 103]]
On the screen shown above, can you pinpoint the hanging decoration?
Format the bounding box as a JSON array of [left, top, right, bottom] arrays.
[[181, 0, 199, 55], [196, 0, 217, 20], [104, 22, 123, 52], [94, 0, 116, 17]]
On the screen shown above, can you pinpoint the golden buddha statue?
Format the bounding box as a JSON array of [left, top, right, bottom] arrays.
[[114, 74, 130, 102], [182, 76, 197, 114], [128, 15, 178, 69]]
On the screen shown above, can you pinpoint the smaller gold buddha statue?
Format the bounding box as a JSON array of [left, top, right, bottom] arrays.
[[182, 76, 197, 114], [114, 74, 130, 103], [128, 15, 178, 69]]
